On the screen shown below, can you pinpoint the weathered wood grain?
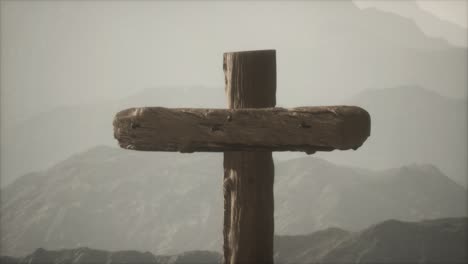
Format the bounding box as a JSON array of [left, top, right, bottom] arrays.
[[223, 49, 276, 264], [113, 106, 370, 154], [111, 49, 372, 264]]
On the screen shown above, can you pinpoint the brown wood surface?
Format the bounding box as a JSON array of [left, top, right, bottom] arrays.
[[111, 49, 371, 264], [113, 106, 370, 154], [223, 49, 276, 264]]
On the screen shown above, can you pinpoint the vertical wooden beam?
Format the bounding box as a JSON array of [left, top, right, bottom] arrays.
[[223, 50, 276, 264]]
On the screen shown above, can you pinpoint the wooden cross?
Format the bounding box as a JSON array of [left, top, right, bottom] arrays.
[[113, 50, 370, 264]]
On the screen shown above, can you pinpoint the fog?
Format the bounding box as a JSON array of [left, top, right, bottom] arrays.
[[1, 1, 466, 124], [2, 0, 467, 185], [0, 1, 467, 260]]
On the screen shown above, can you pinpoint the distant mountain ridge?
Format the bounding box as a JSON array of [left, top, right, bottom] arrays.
[[1, 248, 221, 264], [274, 153, 466, 234], [2, 0, 467, 185], [1, 146, 466, 257], [275, 217, 468, 263], [317, 86, 467, 187], [3, 86, 466, 187], [2, 217, 466, 263], [353, 0, 467, 47], [1, 86, 225, 185]]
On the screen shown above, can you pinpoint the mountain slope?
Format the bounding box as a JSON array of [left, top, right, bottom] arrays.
[[1, 146, 466, 257], [274, 155, 467, 235], [319, 217, 468, 263], [0, 146, 224, 257], [353, 0, 467, 47], [317, 86, 467, 187], [275, 217, 468, 264], [0, 86, 225, 185], [2, 218, 466, 263], [274, 227, 350, 264], [1, 248, 221, 264]]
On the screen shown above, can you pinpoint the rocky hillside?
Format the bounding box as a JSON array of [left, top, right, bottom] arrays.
[[1, 146, 466, 257], [274, 155, 466, 234], [0, 248, 221, 264], [276, 217, 468, 264], [2, 218, 466, 263]]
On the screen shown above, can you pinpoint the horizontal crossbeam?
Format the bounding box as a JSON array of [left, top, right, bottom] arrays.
[[113, 106, 370, 154]]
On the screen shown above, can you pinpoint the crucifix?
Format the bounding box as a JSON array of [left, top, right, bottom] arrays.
[[113, 50, 370, 264]]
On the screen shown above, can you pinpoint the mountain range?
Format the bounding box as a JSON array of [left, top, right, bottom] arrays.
[[0, 86, 224, 185], [1, 0, 467, 186], [2, 217, 466, 263], [353, 0, 467, 47], [1, 2, 466, 263], [2, 85, 466, 189], [1, 146, 466, 257], [276, 217, 468, 263], [317, 86, 467, 187]]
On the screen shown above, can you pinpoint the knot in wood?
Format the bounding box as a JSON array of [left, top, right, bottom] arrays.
[[130, 122, 141, 129], [211, 124, 224, 132], [299, 121, 311, 129], [223, 177, 233, 193]]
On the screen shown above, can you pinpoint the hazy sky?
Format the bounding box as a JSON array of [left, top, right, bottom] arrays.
[[0, 2, 466, 257], [0, 0, 465, 127], [354, 0, 467, 28], [416, 0, 467, 27], [1, 1, 466, 127]]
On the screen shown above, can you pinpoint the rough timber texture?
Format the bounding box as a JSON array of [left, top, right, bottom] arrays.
[[111, 49, 372, 264], [113, 106, 370, 154], [223, 50, 276, 264]]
